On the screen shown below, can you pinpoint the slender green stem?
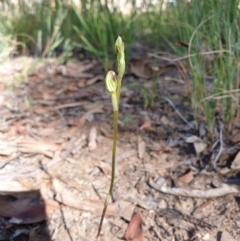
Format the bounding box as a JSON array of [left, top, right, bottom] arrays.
[[109, 109, 118, 193], [96, 110, 118, 230], [116, 77, 122, 105], [96, 107, 118, 239]]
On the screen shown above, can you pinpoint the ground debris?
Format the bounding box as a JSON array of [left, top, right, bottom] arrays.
[[0, 56, 240, 241]]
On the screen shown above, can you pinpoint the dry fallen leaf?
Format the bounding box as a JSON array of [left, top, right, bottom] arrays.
[[68, 114, 86, 127], [139, 120, 156, 132], [130, 58, 153, 79], [175, 41, 189, 48], [17, 139, 59, 158], [86, 75, 103, 86], [186, 135, 207, 154], [231, 129, 240, 143], [123, 210, 144, 241], [58, 61, 95, 78], [231, 151, 240, 169], [178, 169, 194, 184]]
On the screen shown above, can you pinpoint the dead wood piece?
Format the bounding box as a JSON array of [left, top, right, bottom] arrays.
[[149, 178, 239, 198], [159, 209, 214, 229], [55, 194, 134, 221], [52, 178, 135, 220]]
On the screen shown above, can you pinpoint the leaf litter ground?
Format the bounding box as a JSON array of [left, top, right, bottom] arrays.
[[0, 48, 240, 241]]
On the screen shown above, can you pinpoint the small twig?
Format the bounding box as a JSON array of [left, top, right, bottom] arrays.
[[50, 102, 84, 110], [149, 178, 239, 198], [211, 139, 219, 151], [213, 123, 224, 169], [149, 49, 232, 63], [163, 97, 195, 129]]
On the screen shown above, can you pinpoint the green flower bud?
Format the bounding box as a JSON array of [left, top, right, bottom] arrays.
[[115, 36, 123, 52], [105, 70, 117, 93], [115, 36, 125, 80]]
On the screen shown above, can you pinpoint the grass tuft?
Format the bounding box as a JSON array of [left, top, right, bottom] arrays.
[[0, 0, 239, 134]]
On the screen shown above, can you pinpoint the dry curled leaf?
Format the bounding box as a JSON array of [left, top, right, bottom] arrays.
[[130, 58, 153, 79], [186, 135, 207, 154], [123, 210, 144, 241], [231, 151, 240, 170], [58, 62, 95, 78], [178, 169, 193, 184], [68, 114, 86, 126], [139, 120, 156, 132]]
